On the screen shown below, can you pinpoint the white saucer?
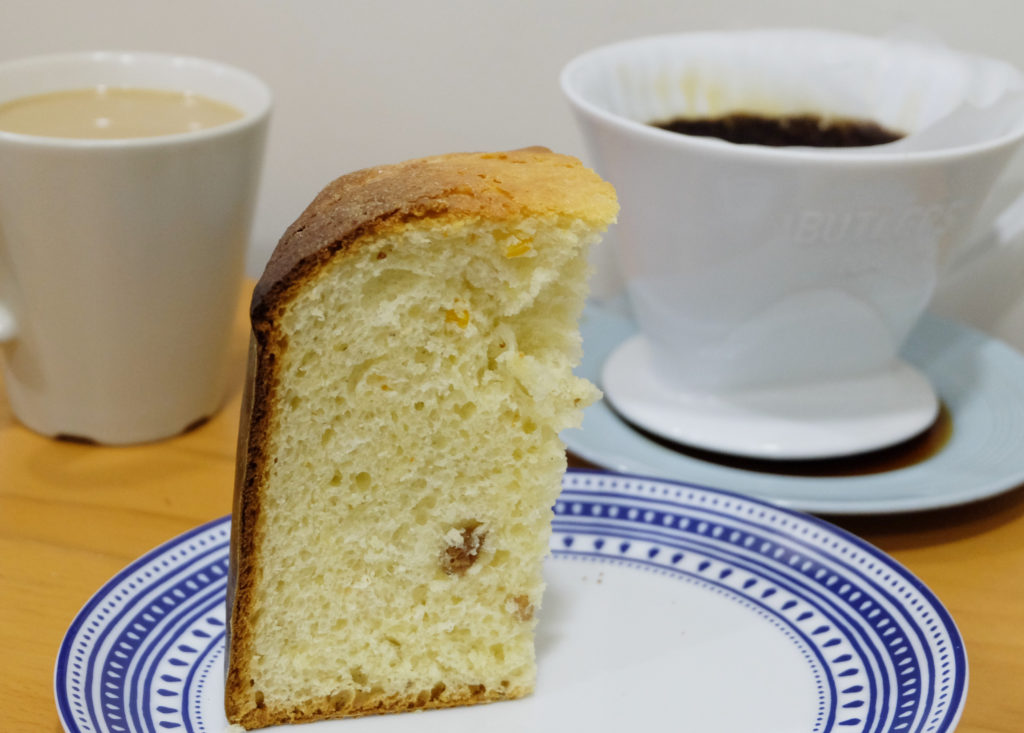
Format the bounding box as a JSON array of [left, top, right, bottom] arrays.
[[603, 334, 939, 460], [563, 300, 1024, 514]]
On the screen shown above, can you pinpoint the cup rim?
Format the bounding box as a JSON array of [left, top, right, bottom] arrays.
[[561, 29, 1024, 164], [0, 50, 272, 148]]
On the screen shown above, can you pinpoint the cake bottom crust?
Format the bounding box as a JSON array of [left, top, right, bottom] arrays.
[[230, 681, 532, 729]]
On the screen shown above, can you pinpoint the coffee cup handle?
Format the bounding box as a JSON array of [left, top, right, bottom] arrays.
[[933, 184, 1024, 348], [944, 183, 1024, 276], [988, 188, 1024, 249]]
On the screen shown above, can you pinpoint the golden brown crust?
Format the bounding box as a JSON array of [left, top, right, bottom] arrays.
[[225, 147, 616, 728], [249, 146, 618, 328], [225, 335, 269, 723], [233, 681, 532, 729]]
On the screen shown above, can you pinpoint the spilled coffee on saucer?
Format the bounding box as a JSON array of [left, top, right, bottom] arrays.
[[651, 112, 904, 148]]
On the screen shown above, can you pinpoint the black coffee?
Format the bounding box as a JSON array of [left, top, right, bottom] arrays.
[[652, 112, 904, 148]]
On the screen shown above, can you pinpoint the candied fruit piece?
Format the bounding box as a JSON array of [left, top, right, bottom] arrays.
[[445, 309, 470, 328], [505, 239, 532, 258]]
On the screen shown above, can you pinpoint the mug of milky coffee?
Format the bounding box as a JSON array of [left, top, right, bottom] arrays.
[[0, 52, 270, 444], [561, 30, 1024, 460]]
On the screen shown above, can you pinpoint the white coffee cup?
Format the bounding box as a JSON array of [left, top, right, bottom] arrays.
[[562, 30, 1024, 459], [0, 52, 270, 444]]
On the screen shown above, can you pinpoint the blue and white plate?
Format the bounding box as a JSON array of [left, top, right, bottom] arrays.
[[56, 470, 966, 733], [565, 301, 1024, 514]]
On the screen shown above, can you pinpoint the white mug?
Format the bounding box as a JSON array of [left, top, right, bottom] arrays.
[[562, 30, 1024, 458], [0, 52, 271, 444]]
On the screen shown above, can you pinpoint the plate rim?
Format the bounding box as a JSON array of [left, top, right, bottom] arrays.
[[54, 469, 969, 733], [54, 514, 231, 733]]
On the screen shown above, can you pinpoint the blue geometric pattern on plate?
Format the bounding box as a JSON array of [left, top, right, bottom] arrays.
[[55, 470, 967, 733], [56, 519, 231, 733], [555, 472, 967, 733]]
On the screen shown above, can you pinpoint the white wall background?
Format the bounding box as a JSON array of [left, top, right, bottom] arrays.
[[3, 0, 1024, 346]]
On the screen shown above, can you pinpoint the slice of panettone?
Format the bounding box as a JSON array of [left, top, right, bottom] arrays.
[[225, 147, 617, 729]]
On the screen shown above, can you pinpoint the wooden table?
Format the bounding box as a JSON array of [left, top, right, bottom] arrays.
[[2, 284, 1022, 733]]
